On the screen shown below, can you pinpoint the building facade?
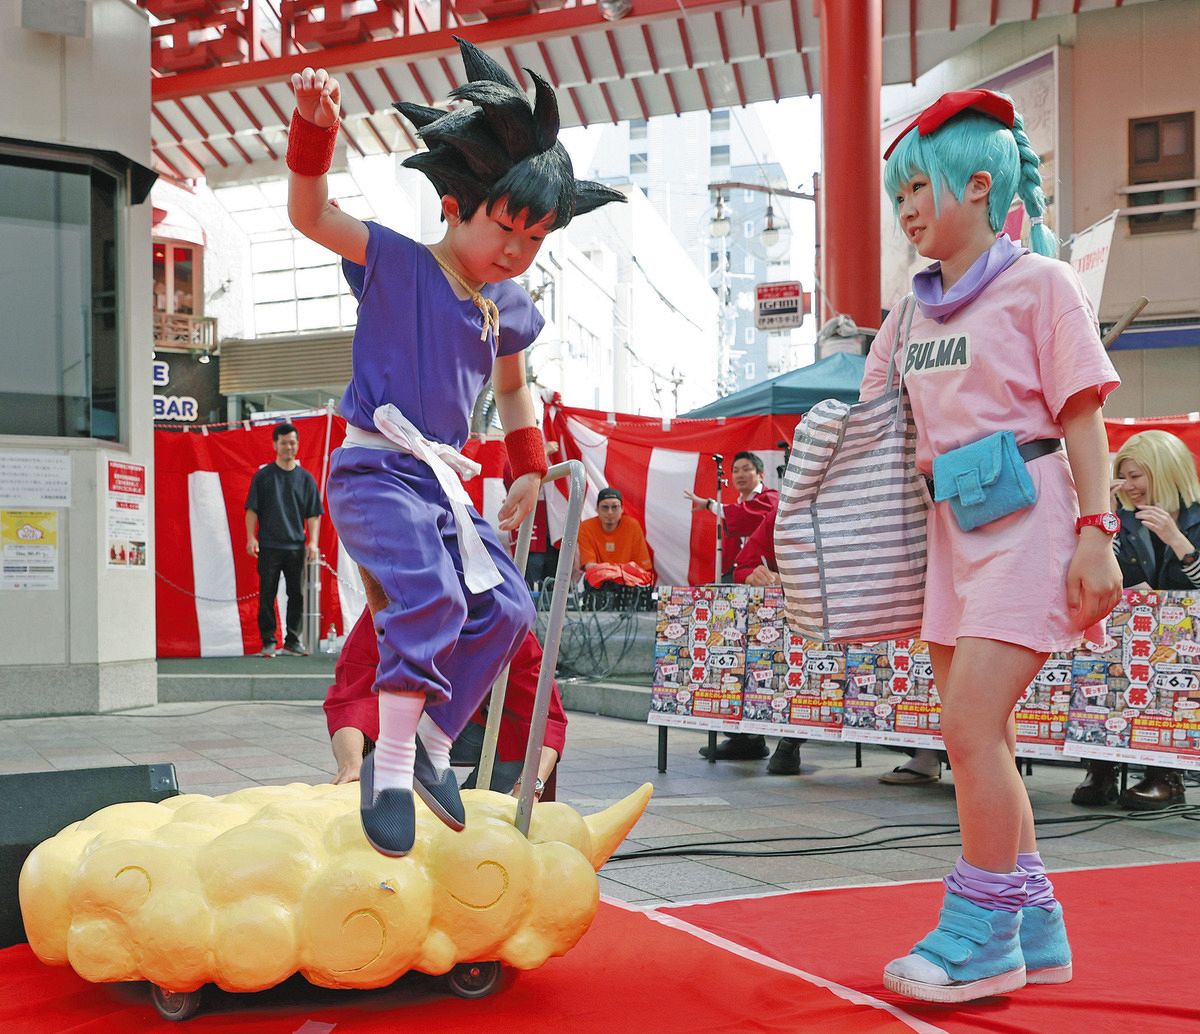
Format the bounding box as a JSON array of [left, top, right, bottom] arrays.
[[880, 0, 1199, 419], [0, 0, 158, 716]]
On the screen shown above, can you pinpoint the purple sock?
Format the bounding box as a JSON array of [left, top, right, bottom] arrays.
[[943, 856, 1026, 912], [1017, 851, 1058, 911]]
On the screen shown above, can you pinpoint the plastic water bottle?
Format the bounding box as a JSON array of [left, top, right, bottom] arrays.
[[321, 623, 337, 654]]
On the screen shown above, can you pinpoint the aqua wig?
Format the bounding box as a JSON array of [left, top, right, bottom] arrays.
[[395, 37, 624, 230], [884, 99, 1057, 257]]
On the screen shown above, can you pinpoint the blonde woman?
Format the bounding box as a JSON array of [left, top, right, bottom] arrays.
[[1072, 429, 1200, 810]]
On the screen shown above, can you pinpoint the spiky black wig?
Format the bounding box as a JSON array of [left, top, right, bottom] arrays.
[[395, 36, 625, 231]]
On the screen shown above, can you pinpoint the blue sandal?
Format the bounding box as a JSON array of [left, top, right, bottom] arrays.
[[884, 892, 1026, 1003]]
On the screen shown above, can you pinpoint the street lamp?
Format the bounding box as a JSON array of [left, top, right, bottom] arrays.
[[761, 201, 779, 249], [709, 194, 731, 238]]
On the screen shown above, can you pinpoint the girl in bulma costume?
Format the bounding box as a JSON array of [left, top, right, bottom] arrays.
[[858, 90, 1123, 1003], [285, 38, 622, 858]]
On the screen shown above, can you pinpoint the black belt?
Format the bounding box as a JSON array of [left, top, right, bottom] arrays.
[[924, 438, 1062, 495], [1017, 438, 1063, 462]]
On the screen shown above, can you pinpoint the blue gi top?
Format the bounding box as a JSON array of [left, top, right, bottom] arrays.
[[339, 222, 544, 449]]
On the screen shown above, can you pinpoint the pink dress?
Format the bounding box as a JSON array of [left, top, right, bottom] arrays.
[[861, 254, 1120, 653]]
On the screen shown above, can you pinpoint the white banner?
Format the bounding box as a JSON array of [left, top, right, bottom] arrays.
[[1068, 209, 1119, 312]]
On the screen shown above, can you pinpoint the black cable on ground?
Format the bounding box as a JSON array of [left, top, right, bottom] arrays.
[[609, 804, 1200, 863]]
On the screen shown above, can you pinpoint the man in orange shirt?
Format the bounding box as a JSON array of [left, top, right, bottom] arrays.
[[577, 487, 653, 579]]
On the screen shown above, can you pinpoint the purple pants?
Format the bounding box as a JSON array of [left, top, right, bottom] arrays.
[[327, 446, 534, 738]]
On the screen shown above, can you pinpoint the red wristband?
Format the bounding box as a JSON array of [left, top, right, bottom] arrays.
[[505, 427, 549, 480], [286, 110, 340, 177]]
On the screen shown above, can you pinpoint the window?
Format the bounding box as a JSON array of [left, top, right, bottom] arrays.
[[709, 250, 720, 272], [1128, 112, 1195, 234], [743, 220, 754, 238], [250, 235, 359, 336], [0, 151, 121, 439], [711, 109, 730, 133], [630, 152, 648, 175], [710, 144, 730, 168], [153, 242, 200, 316], [744, 255, 755, 274], [743, 361, 756, 380], [629, 118, 647, 141], [744, 327, 755, 345]]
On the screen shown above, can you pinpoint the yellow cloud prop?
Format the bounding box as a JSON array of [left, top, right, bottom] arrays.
[[20, 782, 653, 993]]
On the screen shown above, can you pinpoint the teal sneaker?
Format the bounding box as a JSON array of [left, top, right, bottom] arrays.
[[883, 891, 1026, 1003], [1020, 903, 1073, 984]]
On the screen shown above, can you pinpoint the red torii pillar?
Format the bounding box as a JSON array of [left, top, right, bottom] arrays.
[[818, 0, 883, 331]]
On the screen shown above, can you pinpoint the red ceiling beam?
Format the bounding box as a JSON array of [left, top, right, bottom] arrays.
[[504, 46, 530, 90], [572, 37, 593, 83], [630, 76, 650, 121], [598, 80, 619, 124], [642, 25, 660, 74], [228, 90, 279, 160], [257, 85, 290, 127], [949, 0, 958, 30], [765, 54, 781, 103], [153, 146, 188, 182], [676, 18, 695, 69], [714, 11, 730, 63], [200, 94, 255, 164], [171, 99, 230, 168], [788, 0, 814, 98], [537, 41, 561, 86], [731, 62, 747, 108], [606, 30, 626, 78], [990, 0, 998, 25], [152, 105, 210, 176], [909, 0, 917, 85], [696, 66, 714, 112], [389, 111, 419, 151], [752, 5, 766, 58], [375, 68, 419, 149], [408, 62, 435, 105], [1031, 0, 1040, 18], [152, 0, 749, 102], [663, 70, 682, 118], [567, 87, 589, 128], [340, 120, 366, 156]]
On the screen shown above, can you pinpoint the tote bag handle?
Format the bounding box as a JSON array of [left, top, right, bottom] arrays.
[[887, 294, 916, 427]]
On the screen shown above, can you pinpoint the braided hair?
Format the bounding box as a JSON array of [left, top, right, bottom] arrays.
[[883, 95, 1057, 258], [395, 36, 624, 230]]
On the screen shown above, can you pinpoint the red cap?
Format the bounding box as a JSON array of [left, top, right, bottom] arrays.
[[883, 89, 1016, 160]]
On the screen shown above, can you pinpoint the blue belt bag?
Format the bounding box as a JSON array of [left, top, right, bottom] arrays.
[[932, 431, 1038, 532]]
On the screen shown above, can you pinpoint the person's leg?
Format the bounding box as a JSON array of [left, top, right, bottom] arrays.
[[423, 504, 535, 742], [884, 638, 1046, 1003], [280, 547, 306, 649], [256, 548, 284, 651]]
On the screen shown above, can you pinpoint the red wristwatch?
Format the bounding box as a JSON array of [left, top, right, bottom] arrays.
[[1076, 512, 1120, 535]]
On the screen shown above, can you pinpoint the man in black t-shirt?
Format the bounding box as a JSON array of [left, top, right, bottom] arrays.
[[245, 422, 323, 657]]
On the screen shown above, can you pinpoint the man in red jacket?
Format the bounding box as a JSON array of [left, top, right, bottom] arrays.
[[686, 451, 782, 762], [685, 451, 779, 582]]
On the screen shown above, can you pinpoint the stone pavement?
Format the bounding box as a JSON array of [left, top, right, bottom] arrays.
[[2, 698, 1197, 907]]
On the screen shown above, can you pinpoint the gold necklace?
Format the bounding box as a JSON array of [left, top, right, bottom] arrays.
[[430, 249, 501, 345]]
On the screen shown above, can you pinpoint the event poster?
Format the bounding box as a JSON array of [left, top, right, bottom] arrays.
[[0, 510, 59, 590], [106, 460, 148, 568], [742, 587, 845, 740], [1064, 592, 1200, 771], [843, 639, 944, 748], [648, 587, 1198, 767], [649, 585, 749, 731]]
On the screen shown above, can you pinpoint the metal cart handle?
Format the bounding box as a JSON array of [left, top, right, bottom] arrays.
[[475, 459, 588, 836]]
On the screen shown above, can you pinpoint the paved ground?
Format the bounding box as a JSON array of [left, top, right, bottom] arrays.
[[2, 698, 1198, 907]]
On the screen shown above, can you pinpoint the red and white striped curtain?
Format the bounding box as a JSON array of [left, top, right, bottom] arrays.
[[154, 406, 1200, 657]]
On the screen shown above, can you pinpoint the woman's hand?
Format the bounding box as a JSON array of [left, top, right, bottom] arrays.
[[290, 66, 341, 127], [498, 473, 541, 532], [1066, 531, 1123, 629], [1135, 505, 1192, 554]]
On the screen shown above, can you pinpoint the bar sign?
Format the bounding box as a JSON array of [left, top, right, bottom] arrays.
[[755, 281, 807, 330]]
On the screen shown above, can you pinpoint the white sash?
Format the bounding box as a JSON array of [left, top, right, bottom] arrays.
[[342, 405, 503, 594]]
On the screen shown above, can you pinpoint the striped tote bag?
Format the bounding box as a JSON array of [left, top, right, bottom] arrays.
[[774, 297, 929, 643]]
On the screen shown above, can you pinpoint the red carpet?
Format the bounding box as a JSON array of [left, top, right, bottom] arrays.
[[661, 861, 1200, 1034], [0, 901, 916, 1033]]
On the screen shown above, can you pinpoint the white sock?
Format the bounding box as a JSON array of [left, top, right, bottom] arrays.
[[372, 691, 423, 795], [417, 712, 454, 772], [904, 749, 941, 776]]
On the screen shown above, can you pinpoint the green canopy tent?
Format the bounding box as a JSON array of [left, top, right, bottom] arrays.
[[681, 351, 867, 418]]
